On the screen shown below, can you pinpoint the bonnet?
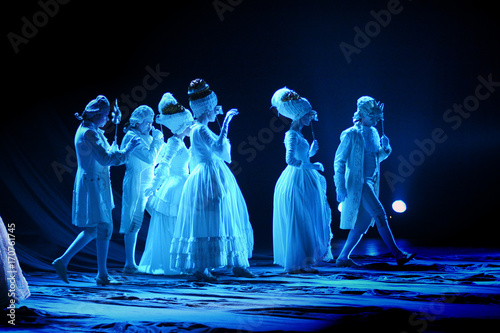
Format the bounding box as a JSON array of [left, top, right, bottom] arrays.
[[187, 78, 218, 118], [157, 93, 194, 134], [271, 87, 313, 121]]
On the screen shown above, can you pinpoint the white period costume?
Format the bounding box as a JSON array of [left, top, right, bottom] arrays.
[[139, 93, 193, 275], [271, 87, 333, 272], [55, 95, 138, 286], [72, 120, 129, 228], [333, 98, 391, 230], [170, 81, 253, 272], [120, 106, 162, 234]]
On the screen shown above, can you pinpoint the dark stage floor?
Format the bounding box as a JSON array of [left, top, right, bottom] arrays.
[[2, 240, 500, 332]]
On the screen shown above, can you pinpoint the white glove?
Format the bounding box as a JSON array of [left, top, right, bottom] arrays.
[[110, 141, 119, 153], [312, 162, 324, 172], [125, 137, 141, 153], [381, 135, 390, 151], [152, 128, 164, 141], [223, 109, 238, 126], [144, 186, 155, 197], [309, 140, 319, 156]]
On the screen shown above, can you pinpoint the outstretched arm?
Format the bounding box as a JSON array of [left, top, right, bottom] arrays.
[[197, 109, 238, 163], [216, 109, 238, 147]]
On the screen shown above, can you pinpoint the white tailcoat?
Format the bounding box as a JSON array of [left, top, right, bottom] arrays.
[[333, 123, 391, 230], [72, 121, 128, 228]]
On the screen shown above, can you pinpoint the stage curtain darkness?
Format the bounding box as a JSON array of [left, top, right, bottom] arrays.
[[0, 106, 142, 273]]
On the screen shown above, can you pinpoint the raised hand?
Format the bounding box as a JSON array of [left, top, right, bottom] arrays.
[[380, 134, 390, 151], [310, 140, 319, 156], [152, 128, 164, 141], [125, 137, 141, 153], [224, 108, 239, 124], [312, 162, 324, 172]]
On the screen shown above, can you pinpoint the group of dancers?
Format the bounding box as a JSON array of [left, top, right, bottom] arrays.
[[52, 79, 415, 285]]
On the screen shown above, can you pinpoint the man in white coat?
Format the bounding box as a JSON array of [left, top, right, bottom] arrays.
[[333, 96, 415, 267], [52, 95, 140, 285], [120, 105, 163, 273]]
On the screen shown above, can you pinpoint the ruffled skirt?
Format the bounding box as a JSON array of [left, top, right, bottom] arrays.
[[170, 159, 253, 272], [139, 173, 188, 275], [147, 174, 188, 217], [138, 213, 178, 275], [273, 166, 333, 271]]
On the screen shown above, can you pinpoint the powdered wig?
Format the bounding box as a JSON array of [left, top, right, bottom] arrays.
[[353, 96, 384, 123], [74, 95, 110, 121], [123, 105, 155, 132], [129, 105, 155, 126]]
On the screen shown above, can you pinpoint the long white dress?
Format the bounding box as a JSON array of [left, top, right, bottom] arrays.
[[170, 123, 254, 272], [138, 136, 189, 275], [273, 130, 333, 272]]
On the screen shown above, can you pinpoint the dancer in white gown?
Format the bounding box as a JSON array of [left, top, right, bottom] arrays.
[[120, 106, 163, 273], [170, 78, 255, 281], [138, 93, 193, 275], [271, 87, 333, 273]]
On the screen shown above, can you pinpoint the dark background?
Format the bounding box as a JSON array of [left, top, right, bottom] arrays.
[[2, 0, 499, 271]]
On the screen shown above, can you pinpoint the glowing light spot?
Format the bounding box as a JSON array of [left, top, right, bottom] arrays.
[[338, 202, 342, 212], [392, 200, 407, 213]]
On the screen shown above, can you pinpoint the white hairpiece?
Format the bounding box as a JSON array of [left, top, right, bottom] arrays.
[[271, 87, 312, 121]]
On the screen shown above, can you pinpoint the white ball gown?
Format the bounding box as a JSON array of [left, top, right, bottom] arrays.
[[273, 130, 333, 272], [138, 136, 189, 275], [170, 123, 254, 272]]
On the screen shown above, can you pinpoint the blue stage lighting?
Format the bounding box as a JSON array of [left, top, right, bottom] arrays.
[[392, 200, 407, 213]]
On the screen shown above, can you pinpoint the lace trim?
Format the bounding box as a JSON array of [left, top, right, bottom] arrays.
[[170, 236, 251, 271]]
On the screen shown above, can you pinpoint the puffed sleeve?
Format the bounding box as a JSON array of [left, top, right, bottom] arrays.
[[333, 130, 352, 192], [284, 131, 303, 168], [84, 129, 128, 166], [152, 137, 181, 184]]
